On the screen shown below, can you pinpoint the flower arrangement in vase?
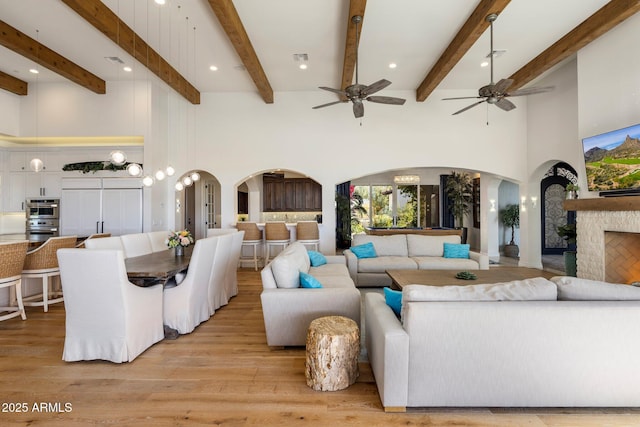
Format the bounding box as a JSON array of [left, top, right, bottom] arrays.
[[167, 230, 194, 256]]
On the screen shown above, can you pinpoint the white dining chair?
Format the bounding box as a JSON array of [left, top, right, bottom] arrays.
[[147, 230, 169, 253], [225, 230, 244, 300], [0, 241, 29, 322], [163, 236, 218, 334], [120, 233, 153, 258], [57, 248, 164, 363], [208, 233, 232, 315], [84, 236, 125, 252]]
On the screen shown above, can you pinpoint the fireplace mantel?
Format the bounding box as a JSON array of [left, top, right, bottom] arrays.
[[564, 195, 640, 211]]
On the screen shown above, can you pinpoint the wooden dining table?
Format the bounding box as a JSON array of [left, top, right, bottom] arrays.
[[124, 246, 193, 287]]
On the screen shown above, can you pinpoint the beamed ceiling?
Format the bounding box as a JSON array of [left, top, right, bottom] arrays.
[[0, 0, 638, 106]]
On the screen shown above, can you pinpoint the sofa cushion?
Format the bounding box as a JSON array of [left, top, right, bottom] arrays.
[[443, 243, 470, 259], [551, 276, 640, 300], [353, 234, 408, 257], [406, 234, 460, 257], [307, 250, 327, 266], [384, 287, 402, 317], [358, 256, 418, 273], [300, 271, 323, 288], [310, 263, 350, 277], [403, 277, 558, 302], [412, 257, 479, 270], [270, 243, 310, 288], [351, 242, 377, 259]]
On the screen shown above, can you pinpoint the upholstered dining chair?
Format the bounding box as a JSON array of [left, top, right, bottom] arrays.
[[235, 222, 263, 271], [0, 241, 29, 322], [57, 248, 164, 363], [75, 233, 111, 248], [264, 222, 291, 264], [21, 235, 77, 312], [84, 235, 125, 252], [224, 230, 244, 301], [120, 233, 153, 258], [163, 236, 218, 334], [147, 230, 170, 253], [208, 233, 232, 315], [296, 221, 320, 251]]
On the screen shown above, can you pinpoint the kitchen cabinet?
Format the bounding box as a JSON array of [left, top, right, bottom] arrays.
[[9, 151, 62, 172], [263, 175, 322, 212], [5, 172, 63, 211], [60, 178, 142, 236]]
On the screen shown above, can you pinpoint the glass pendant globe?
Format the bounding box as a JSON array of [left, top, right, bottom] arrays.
[[190, 172, 200, 182], [165, 165, 175, 176], [182, 176, 193, 186], [175, 182, 184, 191], [155, 169, 166, 181], [30, 158, 44, 172], [126, 163, 142, 177], [109, 150, 127, 166], [142, 175, 154, 187]]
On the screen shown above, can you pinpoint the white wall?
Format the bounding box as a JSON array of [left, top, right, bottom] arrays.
[[0, 90, 20, 137]]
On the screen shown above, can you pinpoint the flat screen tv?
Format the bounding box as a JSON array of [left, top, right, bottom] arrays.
[[581, 123, 640, 196]]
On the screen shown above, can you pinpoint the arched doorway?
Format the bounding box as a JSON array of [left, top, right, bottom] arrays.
[[174, 170, 221, 240], [540, 162, 577, 255]]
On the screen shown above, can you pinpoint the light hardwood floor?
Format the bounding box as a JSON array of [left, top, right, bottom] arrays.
[[1, 269, 638, 426]]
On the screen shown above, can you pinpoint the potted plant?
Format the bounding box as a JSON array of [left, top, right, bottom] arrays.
[[557, 223, 577, 276], [445, 171, 473, 243], [565, 183, 580, 200], [499, 204, 520, 258]]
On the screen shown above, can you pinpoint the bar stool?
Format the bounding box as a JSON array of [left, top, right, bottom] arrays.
[[264, 222, 291, 264], [0, 241, 29, 322], [22, 236, 77, 312], [236, 222, 263, 271], [296, 221, 320, 251]]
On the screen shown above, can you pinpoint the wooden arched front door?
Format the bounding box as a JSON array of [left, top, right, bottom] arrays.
[[541, 162, 577, 255]]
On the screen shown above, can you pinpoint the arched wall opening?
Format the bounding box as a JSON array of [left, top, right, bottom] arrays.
[[172, 170, 221, 240]]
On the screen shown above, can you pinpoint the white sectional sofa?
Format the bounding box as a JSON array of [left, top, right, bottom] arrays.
[[365, 276, 640, 411], [345, 233, 489, 287], [260, 242, 361, 346]]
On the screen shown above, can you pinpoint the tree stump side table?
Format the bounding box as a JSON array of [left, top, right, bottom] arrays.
[[305, 315, 360, 391]]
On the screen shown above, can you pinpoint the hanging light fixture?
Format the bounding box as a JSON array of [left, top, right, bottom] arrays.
[[182, 176, 193, 187], [110, 150, 127, 166], [166, 165, 175, 176], [126, 163, 142, 177], [30, 158, 44, 172], [190, 171, 200, 182], [155, 169, 166, 181], [142, 175, 154, 187], [175, 182, 184, 191], [30, 29, 43, 173]]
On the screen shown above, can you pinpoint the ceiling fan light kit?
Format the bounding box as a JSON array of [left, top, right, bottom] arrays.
[[312, 15, 406, 119], [443, 13, 554, 116]]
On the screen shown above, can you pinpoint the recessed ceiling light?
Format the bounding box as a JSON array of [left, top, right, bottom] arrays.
[[480, 61, 489, 67], [123, 66, 132, 72], [209, 65, 218, 71], [388, 63, 397, 69], [299, 63, 307, 70], [29, 68, 39, 74]]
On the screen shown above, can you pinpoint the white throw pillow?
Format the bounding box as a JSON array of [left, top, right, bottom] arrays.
[[352, 234, 408, 257], [271, 242, 310, 288], [551, 276, 640, 300], [403, 277, 558, 303]]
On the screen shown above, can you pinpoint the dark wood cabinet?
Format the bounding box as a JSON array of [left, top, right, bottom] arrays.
[[263, 175, 322, 212]]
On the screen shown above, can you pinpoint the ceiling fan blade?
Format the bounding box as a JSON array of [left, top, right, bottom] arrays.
[[353, 100, 364, 118], [362, 79, 391, 96], [507, 86, 555, 97], [452, 100, 486, 115], [366, 96, 406, 105], [493, 78, 514, 94], [442, 96, 484, 100], [318, 86, 347, 96], [312, 100, 346, 109], [495, 97, 516, 112]]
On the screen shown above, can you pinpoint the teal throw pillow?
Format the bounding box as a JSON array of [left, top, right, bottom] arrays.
[[383, 287, 402, 317], [351, 242, 377, 259], [443, 243, 470, 259], [307, 250, 327, 267], [300, 272, 323, 288]]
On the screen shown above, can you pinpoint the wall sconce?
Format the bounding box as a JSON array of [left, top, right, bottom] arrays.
[[520, 196, 527, 212], [530, 196, 538, 208], [30, 158, 44, 172], [489, 199, 496, 212]]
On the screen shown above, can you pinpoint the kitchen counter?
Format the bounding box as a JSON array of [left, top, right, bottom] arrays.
[[0, 234, 83, 249]]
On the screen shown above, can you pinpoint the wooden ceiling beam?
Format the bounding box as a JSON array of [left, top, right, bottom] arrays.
[[415, 0, 511, 102], [508, 0, 640, 91], [0, 69, 28, 96], [207, 0, 273, 104], [340, 0, 367, 92], [0, 19, 105, 94], [60, 0, 200, 104]]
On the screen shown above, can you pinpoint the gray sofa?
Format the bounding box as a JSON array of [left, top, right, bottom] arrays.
[[365, 276, 640, 411], [344, 233, 489, 287], [260, 242, 361, 346]]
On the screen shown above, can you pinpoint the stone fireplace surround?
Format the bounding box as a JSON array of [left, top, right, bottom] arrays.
[[564, 196, 640, 283]]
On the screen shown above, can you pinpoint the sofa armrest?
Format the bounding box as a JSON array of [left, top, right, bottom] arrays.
[[325, 255, 346, 265], [260, 287, 361, 346], [343, 249, 359, 284], [469, 251, 489, 270], [365, 292, 409, 411]]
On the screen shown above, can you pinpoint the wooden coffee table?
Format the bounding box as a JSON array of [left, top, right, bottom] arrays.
[[387, 267, 556, 291]]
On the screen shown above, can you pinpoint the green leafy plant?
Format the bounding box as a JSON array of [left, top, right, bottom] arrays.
[[499, 204, 520, 245], [445, 171, 473, 228], [566, 183, 580, 192], [62, 161, 141, 174], [557, 223, 577, 245]]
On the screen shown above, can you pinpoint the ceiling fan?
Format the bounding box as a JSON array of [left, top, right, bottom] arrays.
[[312, 15, 406, 119], [443, 13, 554, 116]]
